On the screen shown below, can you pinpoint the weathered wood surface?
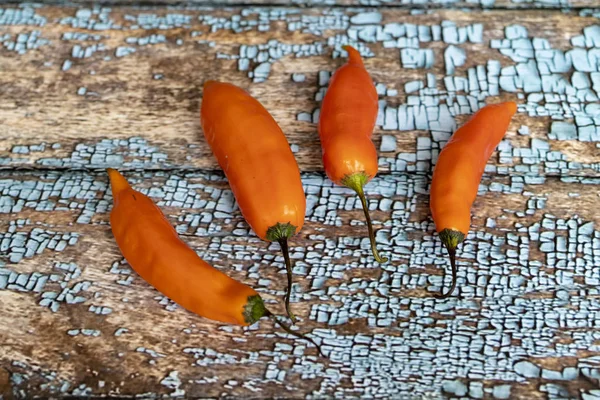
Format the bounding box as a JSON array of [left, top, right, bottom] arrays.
[[6, 0, 599, 9], [2, 3, 600, 399], [2, 7, 600, 177]]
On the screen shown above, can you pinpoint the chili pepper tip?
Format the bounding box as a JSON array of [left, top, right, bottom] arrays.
[[106, 168, 131, 198], [341, 45, 364, 66], [203, 80, 218, 90]]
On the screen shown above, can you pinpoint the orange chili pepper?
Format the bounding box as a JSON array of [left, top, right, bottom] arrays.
[[107, 168, 322, 354], [318, 45, 388, 264], [200, 81, 306, 322], [430, 102, 517, 298]]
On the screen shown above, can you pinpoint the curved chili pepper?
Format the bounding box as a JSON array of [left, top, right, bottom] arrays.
[[200, 81, 306, 323], [318, 45, 388, 264], [107, 168, 322, 355], [430, 102, 517, 298]]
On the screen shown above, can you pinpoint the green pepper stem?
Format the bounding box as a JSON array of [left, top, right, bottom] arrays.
[[242, 294, 268, 325], [342, 172, 388, 264], [266, 222, 298, 323], [277, 238, 296, 324], [435, 228, 465, 299], [435, 246, 457, 299], [265, 309, 324, 357]]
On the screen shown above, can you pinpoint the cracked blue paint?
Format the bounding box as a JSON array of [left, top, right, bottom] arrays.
[[2, 4, 600, 399], [1, 30, 48, 54]]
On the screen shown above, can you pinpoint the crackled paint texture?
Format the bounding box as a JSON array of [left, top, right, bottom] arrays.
[[2, 3, 600, 399]]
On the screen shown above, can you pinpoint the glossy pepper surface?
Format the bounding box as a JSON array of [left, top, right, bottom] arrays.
[[108, 168, 263, 325], [318, 45, 387, 263], [200, 81, 306, 321], [107, 168, 323, 354], [430, 101, 517, 298]]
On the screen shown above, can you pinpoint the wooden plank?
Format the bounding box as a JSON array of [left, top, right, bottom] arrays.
[[3, 3, 600, 398], [1, 169, 600, 397], [8, 0, 599, 9], [1, 6, 600, 177]]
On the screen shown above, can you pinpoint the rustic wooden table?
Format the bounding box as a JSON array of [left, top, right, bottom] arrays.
[[1, 0, 600, 398]]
